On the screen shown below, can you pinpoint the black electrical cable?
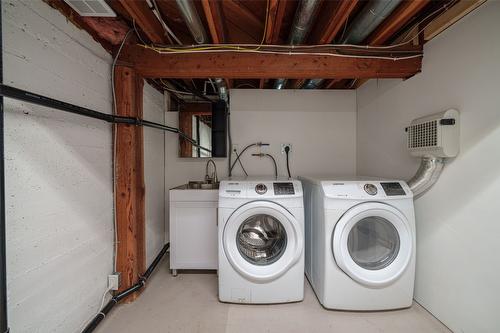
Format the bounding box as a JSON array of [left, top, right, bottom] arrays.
[[252, 153, 278, 179], [266, 153, 278, 179], [0, 84, 212, 154], [233, 149, 248, 176], [0, 2, 8, 332], [229, 142, 269, 176], [284, 146, 291, 178], [82, 243, 169, 333]]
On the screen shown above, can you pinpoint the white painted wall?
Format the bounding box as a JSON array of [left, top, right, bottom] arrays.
[[356, 3, 500, 333], [143, 84, 165, 266], [3, 1, 167, 331], [3, 1, 113, 332], [165, 89, 357, 239]]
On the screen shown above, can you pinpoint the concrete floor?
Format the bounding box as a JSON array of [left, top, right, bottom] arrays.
[[96, 255, 451, 333]]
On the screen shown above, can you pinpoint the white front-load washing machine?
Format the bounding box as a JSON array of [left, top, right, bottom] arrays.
[[300, 176, 416, 310], [218, 178, 304, 304]]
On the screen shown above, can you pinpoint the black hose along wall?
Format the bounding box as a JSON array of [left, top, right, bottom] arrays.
[[0, 1, 9, 332]]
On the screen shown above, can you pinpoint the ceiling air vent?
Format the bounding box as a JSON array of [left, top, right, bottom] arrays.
[[63, 0, 116, 17]]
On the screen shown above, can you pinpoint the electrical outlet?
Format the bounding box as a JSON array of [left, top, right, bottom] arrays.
[[108, 273, 121, 291], [281, 143, 292, 154]]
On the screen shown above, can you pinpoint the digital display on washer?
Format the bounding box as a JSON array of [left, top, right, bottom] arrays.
[[381, 182, 406, 196], [273, 182, 295, 195]]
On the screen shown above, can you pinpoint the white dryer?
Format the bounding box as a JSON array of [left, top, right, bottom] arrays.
[[218, 178, 304, 304], [301, 177, 416, 311]]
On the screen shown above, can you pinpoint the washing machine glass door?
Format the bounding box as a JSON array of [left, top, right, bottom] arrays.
[[223, 201, 303, 283], [332, 202, 412, 287]]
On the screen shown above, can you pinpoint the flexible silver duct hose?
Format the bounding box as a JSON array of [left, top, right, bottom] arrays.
[[408, 156, 445, 198]]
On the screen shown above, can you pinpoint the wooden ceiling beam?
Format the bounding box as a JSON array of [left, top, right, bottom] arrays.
[[266, 0, 287, 44], [122, 44, 422, 79], [117, 0, 165, 44], [366, 0, 430, 45], [223, 0, 263, 42], [424, 0, 486, 41], [202, 0, 226, 43], [43, 0, 129, 52]]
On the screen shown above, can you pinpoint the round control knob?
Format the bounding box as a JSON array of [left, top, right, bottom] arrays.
[[255, 183, 267, 195], [364, 183, 378, 196]]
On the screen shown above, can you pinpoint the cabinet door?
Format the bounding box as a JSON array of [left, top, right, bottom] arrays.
[[170, 201, 218, 269]]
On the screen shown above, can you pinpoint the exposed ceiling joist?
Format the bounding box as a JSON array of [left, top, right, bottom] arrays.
[[347, 0, 430, 90], [202, 0, 226, 43], [223, 0, 263, 42], [424, 0, 486, 41], [311, 0, 359, 90], [44, 0, 129, 52], [366, 0, 430, 45], [309, 0, 359, 44], [121, 44, 422, 79], [260, 0, 287, 89], [117, 0, 165, 44], [266, 0, 287, 44]]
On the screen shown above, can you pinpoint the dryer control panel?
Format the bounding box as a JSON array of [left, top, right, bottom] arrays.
[[320, 180, 412, 200]]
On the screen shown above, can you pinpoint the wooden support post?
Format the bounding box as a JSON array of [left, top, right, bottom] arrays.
[[114, 65, 145, 301]]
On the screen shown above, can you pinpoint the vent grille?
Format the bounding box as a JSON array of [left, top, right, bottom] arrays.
[[408, 120, 438, 149], [64, 0, 116, 17]]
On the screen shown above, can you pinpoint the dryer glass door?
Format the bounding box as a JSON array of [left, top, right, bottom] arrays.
[[347, 216, 400, 270], [332, 202, 412, 287]]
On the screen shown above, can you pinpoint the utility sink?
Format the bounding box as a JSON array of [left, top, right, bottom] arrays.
[[170, 181, 219, 202], [174, 181, 219, 190]]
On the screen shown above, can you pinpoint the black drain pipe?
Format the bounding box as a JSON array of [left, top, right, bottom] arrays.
[[82, 243, 169, 333], [0, 85, 211, 154], [0, 1, 10, 331]]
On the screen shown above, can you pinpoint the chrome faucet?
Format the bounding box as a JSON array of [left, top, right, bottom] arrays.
[[205, 159, 218, 184]]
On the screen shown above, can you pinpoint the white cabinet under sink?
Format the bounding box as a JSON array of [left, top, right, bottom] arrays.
[[169, 187, 218, 274]]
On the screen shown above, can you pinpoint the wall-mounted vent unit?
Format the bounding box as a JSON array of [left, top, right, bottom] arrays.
[[63, 0, 116, 17], [406, 109, 460, 158]]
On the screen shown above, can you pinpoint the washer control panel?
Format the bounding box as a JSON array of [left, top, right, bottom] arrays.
[[381, 182, 406, 196], [319, 179, 411, 199], [255, 183, 268, 195], [219, 179, 303, 199], [363, 183, 378, 196], [273, 182, 295, 195]]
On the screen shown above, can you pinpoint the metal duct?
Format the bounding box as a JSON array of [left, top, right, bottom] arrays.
[[342, 0, 403, 44], [175, 0, 227, 101], [274, 0, 322, 89], [175, 0, 208, 44], [407, 156, 445, 198], [214, 78, 228, 102], [303, 0, 403, 89]]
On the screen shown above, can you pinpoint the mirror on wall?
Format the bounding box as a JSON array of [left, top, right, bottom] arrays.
[[178, 101, 227, 158]]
